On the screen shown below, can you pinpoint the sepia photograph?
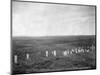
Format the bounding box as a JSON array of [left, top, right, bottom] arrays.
[[11, 0, 96, 74]]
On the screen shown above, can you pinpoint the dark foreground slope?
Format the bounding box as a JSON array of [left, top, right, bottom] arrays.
[[12, 35, 96, 74]]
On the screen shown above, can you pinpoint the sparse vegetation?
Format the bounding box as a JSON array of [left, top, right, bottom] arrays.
[[12, 35, 96, 74]]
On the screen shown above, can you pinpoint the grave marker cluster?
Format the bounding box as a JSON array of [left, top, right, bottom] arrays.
[[14, 45, 95, 64]]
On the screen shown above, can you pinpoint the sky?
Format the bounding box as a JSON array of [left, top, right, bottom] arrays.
[[12, 1, 96, 36]]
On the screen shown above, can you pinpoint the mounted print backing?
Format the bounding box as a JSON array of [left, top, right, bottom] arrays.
[[11, 0, 96, 74]]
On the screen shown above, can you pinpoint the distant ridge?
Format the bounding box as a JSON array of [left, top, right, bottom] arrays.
[[12, 35, 95, 40]]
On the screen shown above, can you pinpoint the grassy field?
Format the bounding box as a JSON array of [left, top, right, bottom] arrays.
[[12, 35, 96, 74]]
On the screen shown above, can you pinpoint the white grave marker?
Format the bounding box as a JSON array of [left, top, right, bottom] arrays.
[[63, 51, 67, 56], [86, 49, 89, 52], [46, 51, 48, 57], [26, 53, 29, 60], [52, 50, 56, 56], [14, 55, 18, 64], [70, 51, 72, 54]]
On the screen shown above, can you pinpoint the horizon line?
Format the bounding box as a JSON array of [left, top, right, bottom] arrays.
[[12, 35, 96, 37]]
